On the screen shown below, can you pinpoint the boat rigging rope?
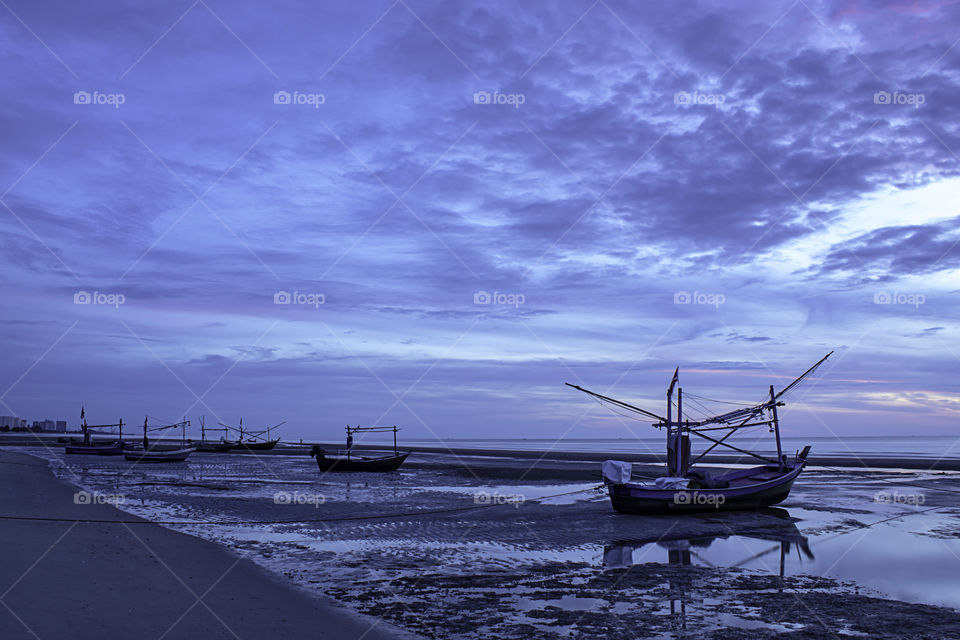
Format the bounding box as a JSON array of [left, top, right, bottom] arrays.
[[590, 396, 650, 422]]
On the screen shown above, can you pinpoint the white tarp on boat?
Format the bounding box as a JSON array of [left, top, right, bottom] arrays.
[[654, 476, 689, 489], [602, 460, 632, 484]]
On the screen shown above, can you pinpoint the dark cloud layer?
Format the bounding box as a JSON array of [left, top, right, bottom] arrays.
[[1, 0, 959, 437]]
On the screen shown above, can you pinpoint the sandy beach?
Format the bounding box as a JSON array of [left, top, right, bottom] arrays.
[[4, 445, 960, 639], [0, 450, 400, 640]]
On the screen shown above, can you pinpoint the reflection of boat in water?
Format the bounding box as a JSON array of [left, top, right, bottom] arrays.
[[603, 526, 813, 571], [568, 352, 833, 514], [310, 425, 410, 472], [603, 511, 814, 633]]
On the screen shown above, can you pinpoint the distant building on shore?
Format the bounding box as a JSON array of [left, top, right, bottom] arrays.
[[0, 416, 69, 432], [31, 420, 56, 432], [0, 416, 27, 429]]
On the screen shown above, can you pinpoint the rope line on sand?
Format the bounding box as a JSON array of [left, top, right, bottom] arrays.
[[0, 485, 606, 527]]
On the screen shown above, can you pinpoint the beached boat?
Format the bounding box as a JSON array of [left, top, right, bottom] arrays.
[[124, 417, 196, 463], [568, 352, 833, 515], [235, 438, 280, 451], [194, 440, 237, 452], [220, 418, 284, 451], [190, 417, 238, 452], [310, 425, 409, 472], [124, 446, 196, 462], [311, 447, 410, 471], [64, 408, 127, 455]]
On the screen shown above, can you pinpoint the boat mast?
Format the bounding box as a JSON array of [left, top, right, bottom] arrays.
[[676, 387, 684, 476], [770, 385, 784, 470], [393, 425, 398, 456], [142, 416, 148, 449], [665, 368, 677, 473]]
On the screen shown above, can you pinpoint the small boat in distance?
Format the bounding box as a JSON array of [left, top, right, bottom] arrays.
[[64, 407, 126, 455], [190, 416, 238, 452], [567, 352, 833, 514], [220, 418, 284, 451], [310, 425, 410, 472], [124, 416, 196, 463]]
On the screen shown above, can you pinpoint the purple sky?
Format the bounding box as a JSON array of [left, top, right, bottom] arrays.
[[1, 0, 958, 444]]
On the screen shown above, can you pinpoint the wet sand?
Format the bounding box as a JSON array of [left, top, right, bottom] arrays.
[[0, 450, 402, 640], [8, 446, 960, 639]]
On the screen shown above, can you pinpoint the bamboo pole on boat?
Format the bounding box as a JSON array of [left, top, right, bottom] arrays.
[[770, 385, 784, 470], [666, 368, 677, 472], [687, 429, 778, 464], [676, 388, 684, 476], [563, 384, 666, 421]]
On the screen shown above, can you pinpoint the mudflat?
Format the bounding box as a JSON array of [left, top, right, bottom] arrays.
[[0, 450, 401, 640]]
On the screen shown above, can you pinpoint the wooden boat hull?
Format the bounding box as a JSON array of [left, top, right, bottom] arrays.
[[124, 446, 196, 463], [64, 442, 125, 456], [194, 440, 238, 452], [608, 464, 805, 515], [314, 452, 409, 472], [235, 439, 280, 451]]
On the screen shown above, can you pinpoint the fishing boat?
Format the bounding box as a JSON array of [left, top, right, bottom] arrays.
[[124, 417, 196, 463], [124, 446, 195, 463], [310, 425, 409, 472], [567, 352, 832, 514], [220, 418, 283, 451], [190, 416, 238, 452], [64, 407, 127, 455]]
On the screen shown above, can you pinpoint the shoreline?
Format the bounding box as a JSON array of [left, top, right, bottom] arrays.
[[4, 434, 958, 471], [0, 449, 403, 640]]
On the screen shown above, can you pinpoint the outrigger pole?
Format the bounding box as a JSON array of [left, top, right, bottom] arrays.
[[566, 351, 833, 469], [344, 425, 401, 458], [563, 384, 666, 422]]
